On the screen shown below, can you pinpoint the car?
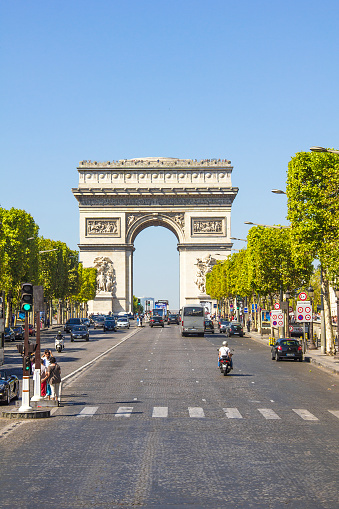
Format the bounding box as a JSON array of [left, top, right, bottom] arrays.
[[64, 318, 82, 333], [228, 322, 244, 337], [289, 323, 309, 338], [149, 316, 164, 328], [204, 319, 214, 333], [168, 314, 179, 325], [116, 317, 130, 329], [70, 325, 89, 342], [219, 320, 231, 334], [28, 324, 36, 336], [81, 318, 91, 327], [12, 326, 24, 341], [271, 338, 303, 362], [4, 327, 15, 342], [93, 316, 106, 329], [103, 319, 116, 332], [0, 370, 19, 405]]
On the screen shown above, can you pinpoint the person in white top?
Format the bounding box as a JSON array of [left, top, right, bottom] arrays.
[[218, 341, 233, 369]]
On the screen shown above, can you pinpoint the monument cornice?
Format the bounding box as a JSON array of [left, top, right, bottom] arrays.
[[77, 157, 232, 170]]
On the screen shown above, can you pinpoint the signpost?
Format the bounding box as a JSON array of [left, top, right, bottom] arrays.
[[296, 300, 312, 354]]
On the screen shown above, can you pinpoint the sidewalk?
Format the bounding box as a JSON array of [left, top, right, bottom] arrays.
[[247, 330, 339, 376]]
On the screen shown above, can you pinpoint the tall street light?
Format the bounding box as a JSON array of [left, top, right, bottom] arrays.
[[244, 221, 290, 229], [310, 146, 339, 155]]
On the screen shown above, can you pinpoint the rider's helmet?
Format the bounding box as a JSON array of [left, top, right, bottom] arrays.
[[57, 331, 62, 335], [223, 341, 228, 347]]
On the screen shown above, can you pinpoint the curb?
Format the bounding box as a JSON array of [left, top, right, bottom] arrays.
[[2, 409, 50, 419]]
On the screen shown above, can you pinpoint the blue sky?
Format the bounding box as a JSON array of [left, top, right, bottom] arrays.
[[1, 0, 339, 309]]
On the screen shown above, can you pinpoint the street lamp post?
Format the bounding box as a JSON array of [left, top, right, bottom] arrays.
[[308, 285, 315, 348]]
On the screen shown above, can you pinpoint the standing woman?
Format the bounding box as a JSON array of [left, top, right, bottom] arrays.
[[47, 356, 62, 402]]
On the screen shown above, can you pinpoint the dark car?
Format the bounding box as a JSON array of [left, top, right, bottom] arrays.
[[204, 319, 214, 333], [71, 325, 89, 342], [64, 318, 82, 333], [149, 316, 164, 328], [289, 323, 309, 338], [271, 338, 303, 362], [81, 318, 91, 327], [219, 320, 231, 334], [4, 327, 15, 342], [0, 370, 19, 404], [103, 319, 116, 332], [93, 316, 106, 329], [168, 314, 179, 325], [12, 326, 24, 341], [227, 322, 244, 337]]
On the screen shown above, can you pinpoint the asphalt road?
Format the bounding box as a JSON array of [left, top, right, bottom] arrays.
[[1, 324, 339, 508]]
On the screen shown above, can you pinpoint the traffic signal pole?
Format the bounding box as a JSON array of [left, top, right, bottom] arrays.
[[31, 311, 42, 402], [19, 312, 32, 411]]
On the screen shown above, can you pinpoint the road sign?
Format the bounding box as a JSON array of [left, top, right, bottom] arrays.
[[274, 302, 280, 310], [230, 304, 234, 309], [244, 307, 248, 313], [296, 302, 312, 322], [271, 311, 284, 327], [298, 291, 308, 301]]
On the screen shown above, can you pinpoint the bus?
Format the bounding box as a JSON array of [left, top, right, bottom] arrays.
[[180, 305, 205, 337]]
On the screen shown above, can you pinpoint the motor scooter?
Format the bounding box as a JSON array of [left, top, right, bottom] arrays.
[[55, 335, 65, 353], [218, 352, 234, 376]]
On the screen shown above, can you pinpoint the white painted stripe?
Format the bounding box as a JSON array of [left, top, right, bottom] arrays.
[[223, 408, 243, 419], [115, 406, 133, 417], [292, 409, 319, 421], [188, 407, 205, 418], [258, 408, 281, 420], [152, 407, 168, 418], [77, 406, 98, 417], [328, 410, 339, 419]]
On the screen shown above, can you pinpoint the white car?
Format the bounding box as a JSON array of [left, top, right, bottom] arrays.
[[116, 317, 130, 329]]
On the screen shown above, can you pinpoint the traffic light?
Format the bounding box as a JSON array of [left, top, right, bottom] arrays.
[[21, 283, 33, 312], [24, 355, 31, 372]]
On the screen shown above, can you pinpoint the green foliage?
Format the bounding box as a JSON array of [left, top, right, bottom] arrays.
[[76, 264, 97, 302]]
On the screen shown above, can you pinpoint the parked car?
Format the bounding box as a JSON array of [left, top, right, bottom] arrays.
[[12, 326, 24, 341], [93, 316, 106, 329], [149, 316, 164, 328], [0, 370, 19, 404], [228, 322, 244, 337], [168, 314, 179, 325], [103, 319, 116, 332], [219, 320, 231, 334], [4, 328, 15, 342], [81, 318, 91, 327], [204, 319, 214, 333], [64, 318, 82, 333], [271, 338, 303, 362], [116, 317, 130, 329], [289, 323, 309, 338], [71, 325, 89, 342]]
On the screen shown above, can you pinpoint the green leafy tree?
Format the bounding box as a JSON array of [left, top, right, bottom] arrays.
[[287, 151, 339, 353]]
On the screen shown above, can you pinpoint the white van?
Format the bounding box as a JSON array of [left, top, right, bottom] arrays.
[[181, 306, 205, 337]]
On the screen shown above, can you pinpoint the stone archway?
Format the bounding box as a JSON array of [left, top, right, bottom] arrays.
[[72, 157, 238, 314]]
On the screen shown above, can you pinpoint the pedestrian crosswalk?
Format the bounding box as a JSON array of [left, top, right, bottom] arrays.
[[76, 405, 339, 422]]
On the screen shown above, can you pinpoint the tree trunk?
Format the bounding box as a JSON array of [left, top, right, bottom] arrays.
[[321, 268, 335, 354]]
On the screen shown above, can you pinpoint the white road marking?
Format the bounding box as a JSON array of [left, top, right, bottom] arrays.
[[77, 406, 98, 417], [188, 407, 205, 418], [152, 407, 168, 418], [223, 408, 243, 419], [258, 408, 281, 420], [115, 406, 133, 417], [328, 410, 339, 419], [292, 409, 319, 421]]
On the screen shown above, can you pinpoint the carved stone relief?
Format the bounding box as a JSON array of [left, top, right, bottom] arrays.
[[86, 218, 120, 236], [194, 254, 216, 294], [191, 218, 224, 236], [126, 212, 185, 232], [93, 256, 115, 294]]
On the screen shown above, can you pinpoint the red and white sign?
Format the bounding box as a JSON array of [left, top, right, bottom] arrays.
[[273, 302, 280, 310], [298, 291, 308, 301], [296, 302, 312, 322], [271, 311, 284, 327]]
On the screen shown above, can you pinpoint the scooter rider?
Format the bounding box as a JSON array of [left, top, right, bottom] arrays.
[[218, 340, 233, 369]]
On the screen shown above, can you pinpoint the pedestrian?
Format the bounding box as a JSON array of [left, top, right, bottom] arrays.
[[47, 356, 62, 402], [40, 357, 47, 397], [42, 349, 52, 399]]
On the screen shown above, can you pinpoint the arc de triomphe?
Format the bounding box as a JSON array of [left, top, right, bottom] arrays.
[[72, 157, 238, 314]]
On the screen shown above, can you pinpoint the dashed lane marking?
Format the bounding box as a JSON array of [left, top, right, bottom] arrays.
[[328, 410, 339, 419], [292, 409, 319, 421], [223, 408, 243, 419], [77, 406, 98, 417], [152, 406, 168, 418], [188, 407, 205, 418], [258, 408, 281, 420], [115, 406, 133, 417]]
